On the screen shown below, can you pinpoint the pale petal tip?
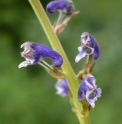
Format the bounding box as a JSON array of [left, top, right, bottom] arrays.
[[18, 64, 25, 69], [18, 61, 28, 69], [18, 64, 23, 69], [78, 46, 82, 52], [75, 53, 86, 63], [90, 102, 95, 108], [75, 56, 79, 63]]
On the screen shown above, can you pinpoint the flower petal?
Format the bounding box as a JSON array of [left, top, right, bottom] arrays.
[[78, 80, 86, 101], [96, 88, 102, 97], [75, 47, 87, 63], [75, 53, 86, 63], [90, 102, 95, 108], [18, 60, 33, 68], [55, 79, 68, 97], [75, 45, 94, 63], [87, 34, 100, 60], [32, 42, 63, 67], [85, 74, 97, 89], [93, 42, 100, 60], [78, 46, 82, 52]]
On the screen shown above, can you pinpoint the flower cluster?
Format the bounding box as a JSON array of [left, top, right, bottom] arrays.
[[18, 37, 101, 108], [18, 0, 102, 115], [75, 32, 101, 108], [78, 74, 102, 108], [75, 32, 100, 63]]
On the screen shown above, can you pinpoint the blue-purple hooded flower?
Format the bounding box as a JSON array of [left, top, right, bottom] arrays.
[[46, 0, 74, 15], [78, 74, 102, 108], [18, 42, 63, 68], [55, 78, 68, 96], [75, 32, 100, 63]]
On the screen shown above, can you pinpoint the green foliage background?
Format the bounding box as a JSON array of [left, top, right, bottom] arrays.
[[0, 0, 122, 124]]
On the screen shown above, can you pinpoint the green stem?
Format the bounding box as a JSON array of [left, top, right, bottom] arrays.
[[28, 0, 90, 124], [86, 55, 93, 74]]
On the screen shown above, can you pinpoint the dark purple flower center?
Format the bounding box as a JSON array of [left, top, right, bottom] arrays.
[[88, 90, 97, 99], [83, 46, 93, 54]]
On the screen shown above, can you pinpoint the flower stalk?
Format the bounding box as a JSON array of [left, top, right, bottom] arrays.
[[28, 0, 91, 124], [38, 60, 66, 79]]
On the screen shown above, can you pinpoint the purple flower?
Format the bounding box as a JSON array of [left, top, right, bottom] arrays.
[[75, 32, 100, 63], [78, 74, 102, 108], [18, 42, 63, 68], [46, 0, 74, 15], [55, 78, 68, 96]]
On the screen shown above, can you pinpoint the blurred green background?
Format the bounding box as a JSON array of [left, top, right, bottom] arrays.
[[0, 0, 122, 124]]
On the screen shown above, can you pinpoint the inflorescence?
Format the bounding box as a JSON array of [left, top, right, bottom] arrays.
[[18, 0, 102, 117]]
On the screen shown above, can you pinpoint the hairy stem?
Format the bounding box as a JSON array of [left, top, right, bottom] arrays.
[[28, 0, 90, 124]]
